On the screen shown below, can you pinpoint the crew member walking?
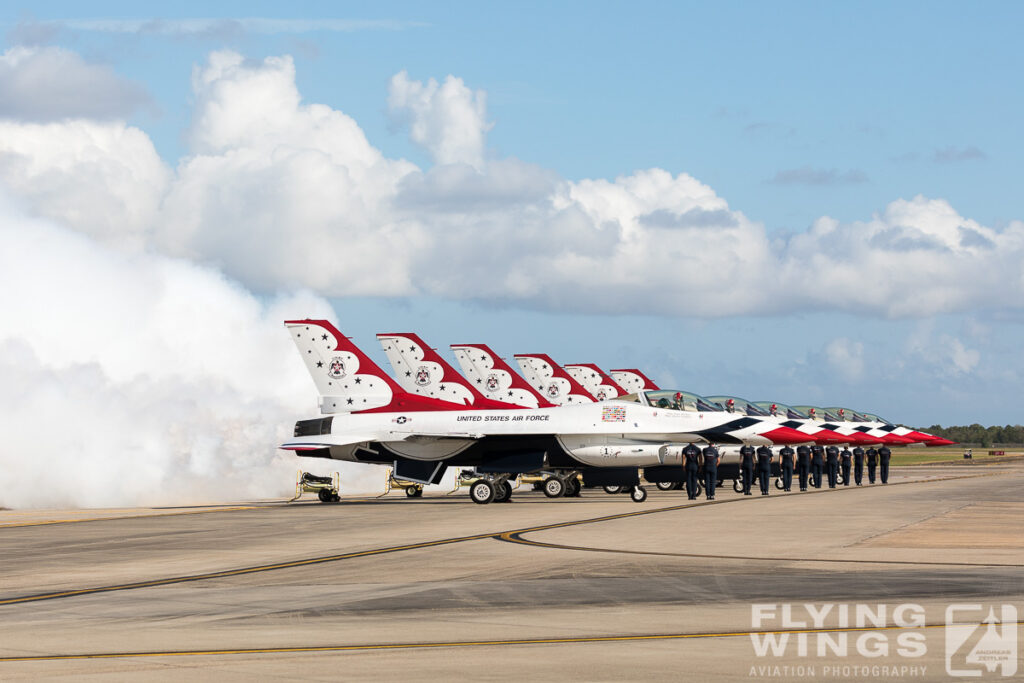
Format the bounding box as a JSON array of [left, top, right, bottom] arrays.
[[739, 444, 756, 495], [779, 445, 795, 492], [756, 445, 773, 496], [702, 444, 719, 500], [840, 446, 852, 486], [853, 446, 865, 485], [796, 444, 811, 491], [811, 445, 825, 489], [866, 446, 878, 484], [683, 442, 702, 500], [879, 445, 892, 484], [825, 445, 839, 489]]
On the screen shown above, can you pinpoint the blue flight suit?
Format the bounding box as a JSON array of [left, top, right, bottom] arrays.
[[796, 445, 811, 491], [866, 447, 878, 484], [779, 446, 795, 491], [702, 445, 719, 500], [811, 446, 824, 489], [840, 448, 852, 486], [879, 446, 892, 484], [739, 445, 756, 495], [683, 443, 701, 500], [853, 447, 865, 485], [756, 445, 772, 495], [825, 445, 839, 488]]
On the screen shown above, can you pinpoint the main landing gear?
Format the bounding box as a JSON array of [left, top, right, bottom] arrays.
[[542, 474, 581, 499], [468, 475, 515, 505]]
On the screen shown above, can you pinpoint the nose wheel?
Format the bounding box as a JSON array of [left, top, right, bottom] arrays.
[[629, 486, 648, 503]]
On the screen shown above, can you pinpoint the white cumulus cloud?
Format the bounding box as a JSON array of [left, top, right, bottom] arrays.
[[0, 46, 150, 121], [388, 70, 492, 169], [3, 48, 1024, 322], [824, 337, 865, 383]]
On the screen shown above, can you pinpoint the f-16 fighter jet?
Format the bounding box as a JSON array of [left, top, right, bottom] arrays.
[[829, 408, 955, 446], [281, 320, 810, 504], [709, 396, 856, 446], [791, 405, 916, 446]]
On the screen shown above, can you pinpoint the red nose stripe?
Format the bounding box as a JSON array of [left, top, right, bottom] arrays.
[[762, 426, 816, 445]]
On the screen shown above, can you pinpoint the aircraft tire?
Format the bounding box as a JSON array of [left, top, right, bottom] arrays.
[[630, 486, 648, 503], [405, 486, 423, 498], [694, 482, 703, 497], [655, 481, 675, 491], [493, 481, 512, 503], [318, 489, 332, 503], [732, 479, 743, 493], [603, 486, 623, 494], [564, 477, 581, 497], [543, 477, 565, 498], [470, 479, 495, 505], [774, 477, 784, 490]]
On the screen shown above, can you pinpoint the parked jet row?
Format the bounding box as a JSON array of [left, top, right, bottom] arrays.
[[280, 320, 953, 504]]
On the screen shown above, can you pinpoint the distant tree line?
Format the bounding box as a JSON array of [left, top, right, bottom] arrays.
[[921, 424, 1024, 447]]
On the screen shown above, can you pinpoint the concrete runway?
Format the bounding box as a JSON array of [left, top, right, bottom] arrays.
[[1, 462, 1022, 681]]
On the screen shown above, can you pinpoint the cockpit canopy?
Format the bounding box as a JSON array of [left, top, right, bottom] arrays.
[[856, 411, 891, 424], [820, 407, 867, 422], [619, 390, 726, 412], [752, 401, 810, 419], [705, 395, 771, 416], [792, 405, 825, 421]]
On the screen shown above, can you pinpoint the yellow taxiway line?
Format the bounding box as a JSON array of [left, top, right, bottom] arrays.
[[1, 620, 1019, 662]]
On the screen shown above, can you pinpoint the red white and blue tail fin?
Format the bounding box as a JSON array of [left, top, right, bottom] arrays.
[[377, 333, 521, 409], [286, 320, 458, 414], [451, 344, 557, 408], [610, 368, 661, 393], [564, 363, 627, 401], [514, 354, 595, 405]]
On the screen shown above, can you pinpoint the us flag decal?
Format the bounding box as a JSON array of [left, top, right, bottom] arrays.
[[601, 405, 626, 422]]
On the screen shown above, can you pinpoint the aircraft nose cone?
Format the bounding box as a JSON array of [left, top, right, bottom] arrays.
[[925, 437, 957, 447], [903, 430, 939, 443], [762, 426, 815, 445]]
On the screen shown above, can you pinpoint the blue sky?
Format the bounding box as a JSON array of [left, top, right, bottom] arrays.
[[2, 1, 1022, 427]]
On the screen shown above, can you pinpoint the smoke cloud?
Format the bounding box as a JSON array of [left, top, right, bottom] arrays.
[[0, 196, 387, 508]]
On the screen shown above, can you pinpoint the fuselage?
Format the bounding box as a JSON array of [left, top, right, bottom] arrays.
[[282, 398, 784, 469]]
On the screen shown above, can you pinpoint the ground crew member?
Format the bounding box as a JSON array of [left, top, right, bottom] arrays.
[[702, 444, 719, 500], [840, 446, 852, 486], [810, 445, 824, 489], [683, 442, 702, 500], [853, 445, 865, 485], [739, 444, 756, 495], [779, 445, 795, 491], [825, 445, 839, 488], [879, 445, 892, 484], [796, 444, 811, 491], [866, 446, 878, 484], [756, 445, 773, 495]]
